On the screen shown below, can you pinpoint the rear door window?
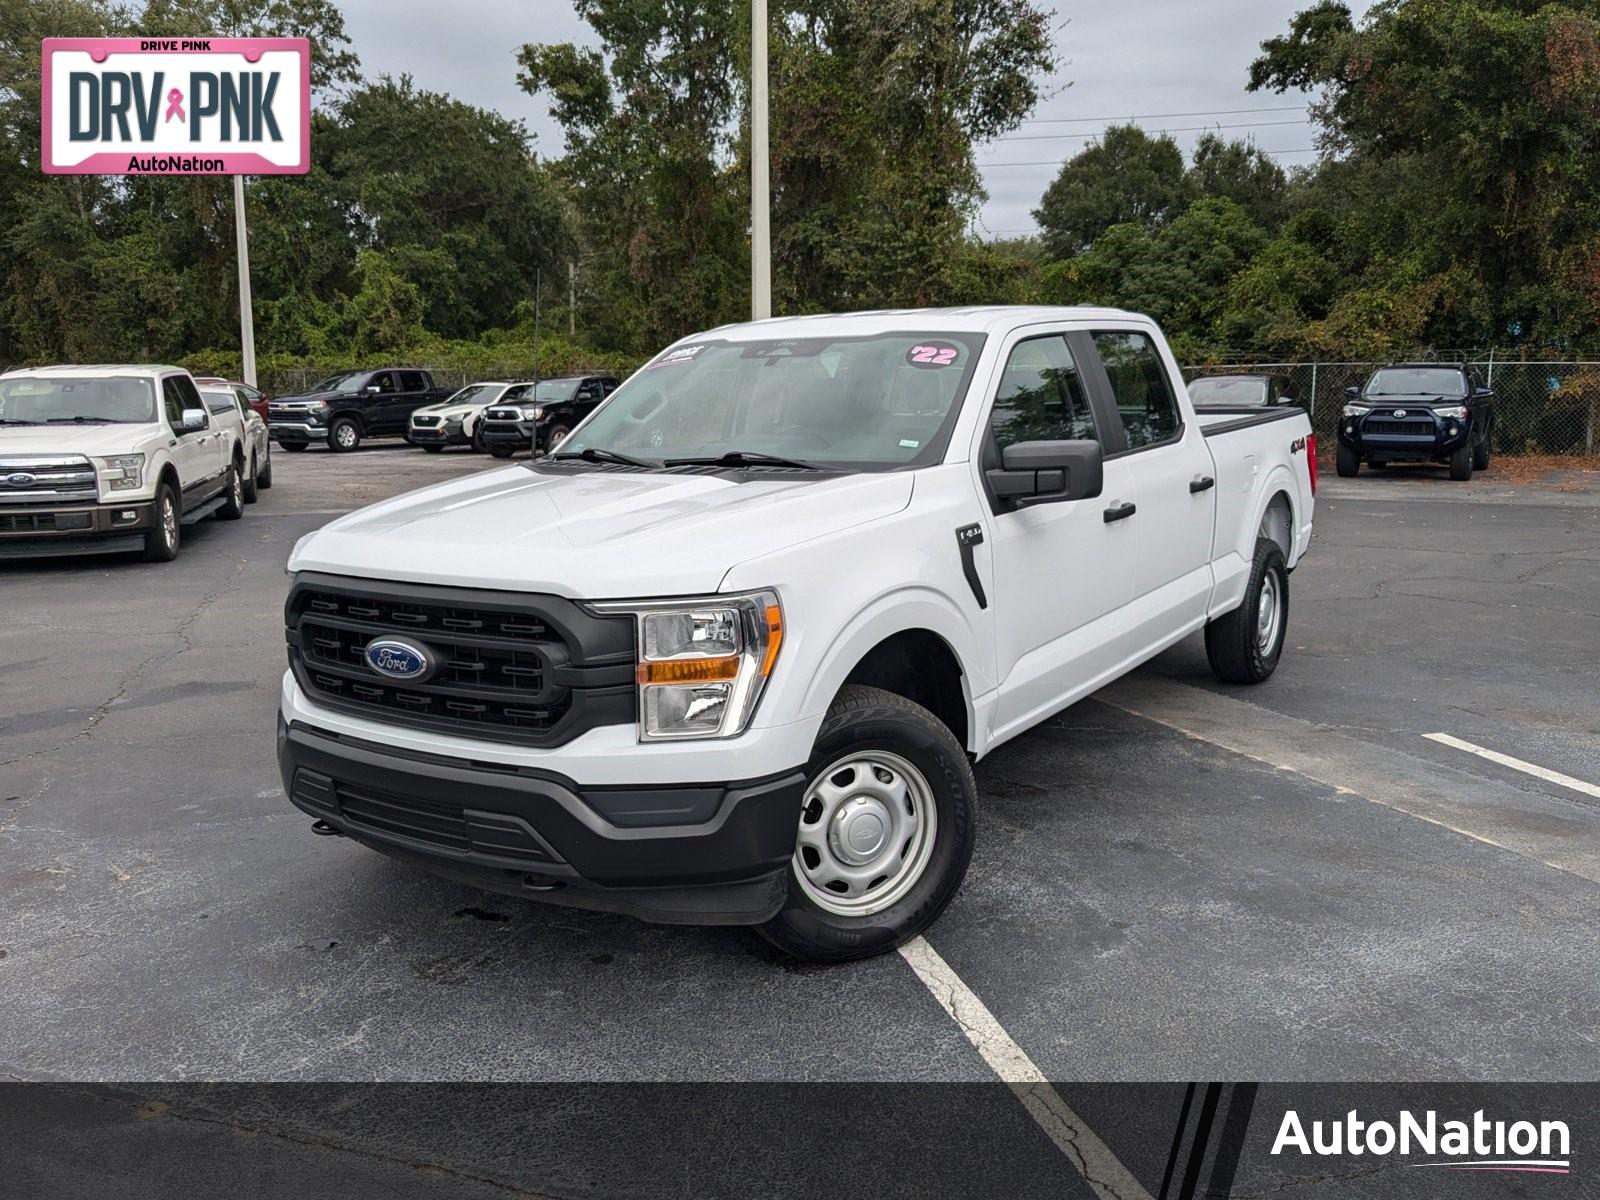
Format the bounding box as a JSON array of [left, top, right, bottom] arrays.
[[1092, 331, 1182, 451], [400, 371, 428, 392]]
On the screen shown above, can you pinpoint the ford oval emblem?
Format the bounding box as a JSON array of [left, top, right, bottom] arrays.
[[4, 472, 37, 488], [363, 637, 435, 681]]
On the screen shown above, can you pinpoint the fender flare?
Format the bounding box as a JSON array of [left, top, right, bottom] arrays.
[[797, 586, 985, 747]]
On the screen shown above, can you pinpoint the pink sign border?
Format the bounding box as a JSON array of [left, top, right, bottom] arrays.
[[41, 36, 311, 175]]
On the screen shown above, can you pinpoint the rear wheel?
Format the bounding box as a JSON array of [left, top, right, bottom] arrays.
[[757, 685, 976, 963], [1335, 443, 1360, 477], [1205, 538, 1288, 685], [1449, 440, 1474, 481], [330, 418, 361, 452], [242, 453, 259, 503], [257, 452, 273, 488]]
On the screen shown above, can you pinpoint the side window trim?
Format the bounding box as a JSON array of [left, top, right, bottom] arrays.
[[976, 327, 1099, 518], [1085, 328, 1186, 460], [1066, 330, 1128, 457]]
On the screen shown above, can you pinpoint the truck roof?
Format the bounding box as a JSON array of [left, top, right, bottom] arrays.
[[693, 305, 1152, 342], [0, 364, 184, 379]]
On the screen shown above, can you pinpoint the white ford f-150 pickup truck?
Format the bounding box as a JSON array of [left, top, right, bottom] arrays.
[[0, 364, 246, 562], [279, 307, 1315, 961]]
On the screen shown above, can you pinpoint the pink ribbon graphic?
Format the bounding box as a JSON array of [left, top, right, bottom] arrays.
[[164, 88, 185, 123]]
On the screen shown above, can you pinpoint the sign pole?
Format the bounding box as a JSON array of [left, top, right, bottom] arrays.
[[232, 174, 257, 388], [751, 0, 771, 321]]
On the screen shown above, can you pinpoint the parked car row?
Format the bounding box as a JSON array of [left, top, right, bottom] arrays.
[[0, 366, 268, 562], [262, 368, 623, 457], [1186, 361, 1495, 482]]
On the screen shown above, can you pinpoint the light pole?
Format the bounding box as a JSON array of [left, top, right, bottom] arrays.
[[232, 174, 257, 387], [751, 0, 771, 321]]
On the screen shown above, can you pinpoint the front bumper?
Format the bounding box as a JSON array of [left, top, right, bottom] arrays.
[[479, 420, 534, 449], [1337, 414, 1472, 460], [271, 421, 328, 445], [407, 423, 467, 445], [0, 499, 153, 558], [278, 715, 805, 925]]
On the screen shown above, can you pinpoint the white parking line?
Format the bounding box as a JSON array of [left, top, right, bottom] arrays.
[[898, 937, 1154, 1200], [1424, 733, 1600, 800]]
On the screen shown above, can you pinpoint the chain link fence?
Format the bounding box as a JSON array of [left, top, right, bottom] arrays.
[[1182, 360, 1600, 456]]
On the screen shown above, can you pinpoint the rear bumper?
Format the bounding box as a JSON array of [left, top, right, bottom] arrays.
[[0, 499, 153, 558], [278, 716, 805, 925]]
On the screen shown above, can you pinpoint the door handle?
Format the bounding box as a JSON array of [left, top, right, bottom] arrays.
[[1103, 501, 1137, 523], [1189, 475, 1215, 493]]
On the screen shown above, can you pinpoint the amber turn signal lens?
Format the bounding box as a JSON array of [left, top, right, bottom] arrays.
[[636, 656, 741, 685], [760, 604, 783, 677]]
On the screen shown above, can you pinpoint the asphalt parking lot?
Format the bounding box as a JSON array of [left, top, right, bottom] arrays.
[[3, 446, 1599, 1090]]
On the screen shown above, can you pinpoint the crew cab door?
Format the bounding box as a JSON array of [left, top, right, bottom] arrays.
[[362, 371, 402, 433], [162, 374, 223, 504], [979, 330, 1140, 740], [1084, 329, 1217, 643], [393, 371, 435, 429]]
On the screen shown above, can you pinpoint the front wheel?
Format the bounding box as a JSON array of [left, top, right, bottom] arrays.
[[757, 685, 976, 963], [217, 462, 245, 520], [1335, 443, 1360, 477], [487, 444, 515, 459], [471, 423, 487, 453], [1205, 537, 1288, 685], [329, 418, 361, 452], [141, 482, 181, 562], [1449, 440, 1474, 481]]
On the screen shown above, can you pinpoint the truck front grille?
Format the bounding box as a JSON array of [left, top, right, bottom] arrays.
[[286, 573, 636, 747], [0, 456, 97, 504], [1362, 418, 1436, 436], [411, 415, 441, 427]]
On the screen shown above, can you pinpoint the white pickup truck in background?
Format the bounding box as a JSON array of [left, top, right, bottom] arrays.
[[279, 307, 1315, 962]]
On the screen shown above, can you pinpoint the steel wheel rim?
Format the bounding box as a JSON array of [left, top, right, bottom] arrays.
[[792, 749, 938, 917], [1257, 570, 1281, 654]]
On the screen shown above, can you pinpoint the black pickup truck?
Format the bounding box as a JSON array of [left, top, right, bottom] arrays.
[[478, 375, 622, 458], [1336, 363, 1494, 481], [269, 369, 452, 452]]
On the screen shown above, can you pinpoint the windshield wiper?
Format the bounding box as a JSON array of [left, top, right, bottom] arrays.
[[0, 418, 39, 426], [46, 415, 118, 424], [665, 450, 825, 471], [551, 446, 656, 468]]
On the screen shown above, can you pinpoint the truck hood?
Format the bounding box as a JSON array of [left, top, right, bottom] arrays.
[[0, 423, 158, 456], [290, 465, 914, 597]]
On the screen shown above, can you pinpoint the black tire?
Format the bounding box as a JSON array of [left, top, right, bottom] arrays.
[[257, 452, 273, 488], [544, 425, 570, 455], [1449, 439, 1473, 481], [1205, 538, 1288, 685], [218, 462, 245, 520], [421, 444, 444, 453], [487, 444, 515, 459], [141, 481, 180, 562], [1472, 431, 1490, 471], [242, 453, 259, 503], [281, 441, 307, 453], [1335, 443, 1360, 477], [330, 417, 361, 452], [471, 423, 487, 453], [757, 685, 976, 964]]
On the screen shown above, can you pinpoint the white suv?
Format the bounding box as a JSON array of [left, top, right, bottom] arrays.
[[0, 365, 245, 562]]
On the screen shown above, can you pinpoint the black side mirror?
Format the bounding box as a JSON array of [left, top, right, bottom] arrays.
[[1344, 385, 1360, 399], [987, 440, 1103, 509], [1475, 386, 1495, 399]]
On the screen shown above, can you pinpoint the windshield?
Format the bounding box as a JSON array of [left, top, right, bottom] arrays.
[[1189, 378, 1268, 406], [0, 376, 157, 424], [562, 333, 985, 469], [447, 384, 497, 406], [310, 371, 362, 392], [1365, 367, 1466, 398], [535, 380, 581, 403]]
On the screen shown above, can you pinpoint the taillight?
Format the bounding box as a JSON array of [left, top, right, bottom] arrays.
[[1306, 434, 1318, 495]]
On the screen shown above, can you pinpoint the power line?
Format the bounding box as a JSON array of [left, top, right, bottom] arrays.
[[995, 118, 1312, 143], [1018, 104, 1308, 125], [979, 148, 1322, 168]]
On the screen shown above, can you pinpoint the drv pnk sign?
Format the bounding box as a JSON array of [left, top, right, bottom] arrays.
[[42, 37, 309, 175]]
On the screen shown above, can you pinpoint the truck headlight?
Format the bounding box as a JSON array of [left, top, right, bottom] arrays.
[[1342, 403, 1371, 417], [95, 453, 145, 492], [520, 405, 545, 420], [593, 591, 783, 741], [1434, 405, 1469, 420]]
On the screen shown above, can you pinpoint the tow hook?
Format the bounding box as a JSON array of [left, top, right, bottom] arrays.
[[310, 819, 345, 838]]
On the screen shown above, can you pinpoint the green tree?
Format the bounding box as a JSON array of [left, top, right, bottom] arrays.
[[1032, 125, 1187, 258], [1186, 133, 1288, 232]]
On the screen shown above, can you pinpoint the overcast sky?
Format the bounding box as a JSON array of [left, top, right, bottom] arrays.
[[338, 0, 1366, 238]]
